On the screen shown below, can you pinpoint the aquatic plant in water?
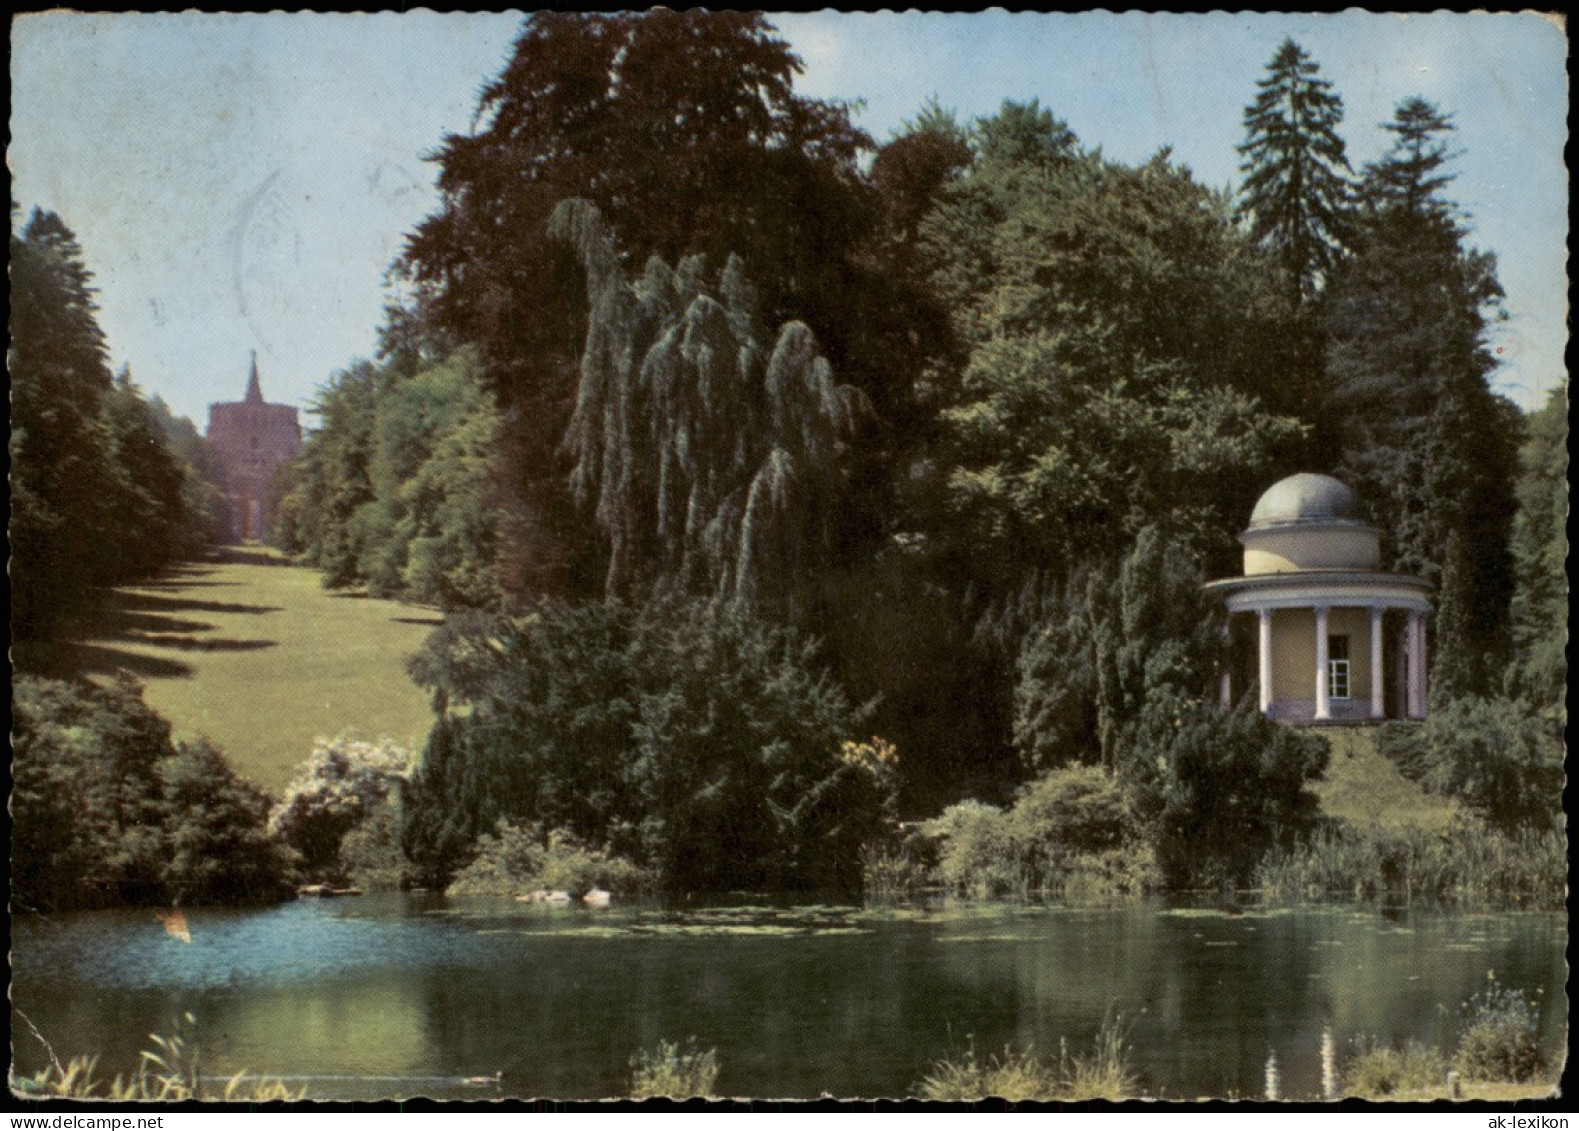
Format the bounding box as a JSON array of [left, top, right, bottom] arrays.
[[629, 1038, 721, 1099], [1343, 974, 1548, 1097], [1455, 978, 1544, 1083], [1343, 1037, 1449, 1096], [12, 1014, 302, 1101], [917, 1014, 1136, 1101]]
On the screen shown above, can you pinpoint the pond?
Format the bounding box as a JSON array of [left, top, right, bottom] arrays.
[[10, 895, 1566, 1100]]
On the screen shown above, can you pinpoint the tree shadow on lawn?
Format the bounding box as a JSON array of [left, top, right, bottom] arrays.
[[112, 632, 279, 653], [208, 546, 298, 568], [394, 616, 446, 626], [96, 608, 219, 636], [115, 592, 284, 616], [15, 641, 195, 681], [132, 578, 242, 590]]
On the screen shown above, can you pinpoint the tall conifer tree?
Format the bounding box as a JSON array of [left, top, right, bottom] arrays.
[[1324, 98, 1519, 698], [10, 208, 118, 637], [1236, 39, 1354, 307]]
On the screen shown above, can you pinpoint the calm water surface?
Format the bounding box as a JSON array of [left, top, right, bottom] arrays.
[[10, 896, 1565, 1099]]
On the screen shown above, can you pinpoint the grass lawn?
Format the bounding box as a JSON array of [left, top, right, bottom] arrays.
[[17, 547, 440, 794], [1308, 727, 1459, 832]]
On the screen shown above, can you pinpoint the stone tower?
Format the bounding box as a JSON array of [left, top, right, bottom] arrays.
[[206, 352, 301, 542]]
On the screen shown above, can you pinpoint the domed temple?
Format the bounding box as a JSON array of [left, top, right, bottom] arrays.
[[1205, 473, 1430, 723]]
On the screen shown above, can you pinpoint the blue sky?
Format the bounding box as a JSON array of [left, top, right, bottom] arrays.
[[9, 11, 1567, 426]]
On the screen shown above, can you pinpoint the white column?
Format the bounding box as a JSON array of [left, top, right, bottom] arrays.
[[1315, 605, 1331, 720], [1369, 606, 1386, 719], [1416, 613, 1428, 717], [1406, 610, 1424, 718], [1219, 619, 1233, 707], [1395, 627, 1409, 719], [1257, 607, 1273, 714]]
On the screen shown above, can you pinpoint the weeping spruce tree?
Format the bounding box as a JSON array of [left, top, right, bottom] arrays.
[[550, 198, 869, 620]]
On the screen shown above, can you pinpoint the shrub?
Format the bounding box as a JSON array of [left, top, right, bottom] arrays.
[[1121, 694, 1328, 888], [862, 824, 943, 900], [918, 1040, 1061, 1102], [925, 767, 1159, 900], [1012, 764, 1133, 853], [629, 1039, 720, 1099], [338, 794, 409, 891], [271, 736, 413, 882], [12, 675, 293, 910], [160, 740, 298, 905], [926, 800, 1022, 899], [448, 820, 655, 897], [1455, 981, 1543, 1083], [403, 601, 892, 896], [1344, 1038, 1449, 1097], [1378, 697, 1562, 834], [917, 1016, 1136, 1101]]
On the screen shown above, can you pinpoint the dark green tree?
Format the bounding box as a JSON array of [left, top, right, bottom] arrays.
[[272, 360, 381, 586], [102, 366, 191, 577], [1015, 527, 1223, 774], [1122, 693, 1329, 888], [922, 140, 1306, 594], [9, 208, 118, 637], [864, 122, 1308, 806], [1236, 38, 1355, 306], [974, 97, 1079, 173], [396, 11, 878, 597], [147, 394, 230, 549], [274, 349, 504, 609], [10, 209, 199, 640], [1366, 96, 1458, 217], [1506, 388, 1567, 727], [12, 676, 293, 910], [402, 601, 888, 895], [1324, 97, 1519, 698], [1378, 697, 1562, 833]]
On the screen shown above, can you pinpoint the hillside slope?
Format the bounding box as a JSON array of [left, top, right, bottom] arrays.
[[1308, 727, 1459, 831]]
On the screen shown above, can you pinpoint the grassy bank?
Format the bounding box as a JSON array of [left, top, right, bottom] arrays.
[[1308, 728, 1459, 832], [1255, 822, 1564, 906], [14, 548, 437, 793]]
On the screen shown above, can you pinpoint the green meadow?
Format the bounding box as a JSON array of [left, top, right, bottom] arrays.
[[1308, 728, 1459, 832], [20, 548, 438, 794]]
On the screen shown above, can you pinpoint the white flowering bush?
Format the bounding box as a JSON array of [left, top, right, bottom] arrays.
[[271, 736, 413, 882]]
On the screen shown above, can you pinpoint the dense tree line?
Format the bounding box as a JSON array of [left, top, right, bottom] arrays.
[[13, 676, 294, 911], [272, 347, 503, 608], [10, 207, 218, 640], [1506, 388, 1567, 731], [10, 19, 1559, 907], [274, 20, 1559, 892]]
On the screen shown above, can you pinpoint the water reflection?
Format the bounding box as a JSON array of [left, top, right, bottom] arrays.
[[10, 897, 1566, 1100]]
